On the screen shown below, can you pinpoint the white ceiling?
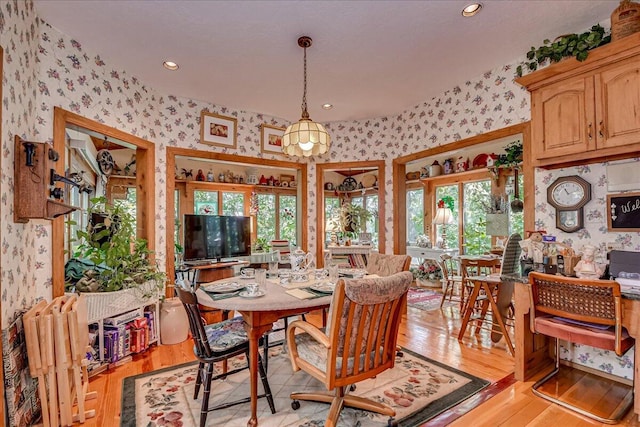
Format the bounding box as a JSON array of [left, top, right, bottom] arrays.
[[34, 0, 617, 123]]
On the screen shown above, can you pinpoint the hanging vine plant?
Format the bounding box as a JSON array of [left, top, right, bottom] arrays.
[[516, 24, 611, 77]]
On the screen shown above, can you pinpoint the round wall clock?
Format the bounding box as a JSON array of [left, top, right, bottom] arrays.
[[546, 175, 591, 233]]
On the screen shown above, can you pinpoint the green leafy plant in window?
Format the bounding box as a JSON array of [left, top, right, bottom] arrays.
[[516, 25, 611, 77], [493, 140, 523, 168], [66, 196, 165, 293]]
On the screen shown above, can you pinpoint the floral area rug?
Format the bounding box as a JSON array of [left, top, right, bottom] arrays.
[[407, 288, 452, 311], [121, 347, 489, 427]]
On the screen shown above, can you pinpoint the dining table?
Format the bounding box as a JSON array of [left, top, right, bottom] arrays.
[[195, 274, 334, 427]]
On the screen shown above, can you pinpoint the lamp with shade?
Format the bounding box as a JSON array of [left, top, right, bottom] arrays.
[[432, 200, 454, 249], [282, 36, 331, 157]]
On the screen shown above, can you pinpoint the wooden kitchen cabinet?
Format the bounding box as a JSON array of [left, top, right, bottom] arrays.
[[530, 75, 594, 160], [596, 58, 640, 150], [518, 33, 640, 167]]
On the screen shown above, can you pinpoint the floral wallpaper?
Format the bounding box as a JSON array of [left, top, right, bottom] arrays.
[[1, 1, 637, 382]]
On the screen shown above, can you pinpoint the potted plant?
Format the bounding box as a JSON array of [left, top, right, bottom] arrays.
[[336, 202, 373, 241], [410, 260, 442, 286], [66, 196, 165, 293], [516, 24, 611, 77]]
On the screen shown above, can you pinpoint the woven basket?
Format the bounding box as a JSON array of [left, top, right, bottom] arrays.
[[612, 0, 640, 41], [70, 280, 160, 323]]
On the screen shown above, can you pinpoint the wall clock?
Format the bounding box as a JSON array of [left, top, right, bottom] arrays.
[[546, 175, 591, 233]]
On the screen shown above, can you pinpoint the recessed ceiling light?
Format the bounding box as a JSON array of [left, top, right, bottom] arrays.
[[322, 103, 333, 110], [462, 3, 482, 17], [163, 61, 179, 71]]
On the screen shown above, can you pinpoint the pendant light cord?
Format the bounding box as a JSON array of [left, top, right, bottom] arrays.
[[301, 44, 309, 119]]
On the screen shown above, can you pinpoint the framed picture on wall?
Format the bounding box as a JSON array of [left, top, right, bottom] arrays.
[[260, 124, 286, 154], [200, 111, 237, 149]]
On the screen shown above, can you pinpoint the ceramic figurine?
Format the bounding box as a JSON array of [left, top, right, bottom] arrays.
[[420, 166, 429, 178], [429, 160, 442, 177], [574, 245, 605, 279], [456, 156, 469, 172], [182, 168, 193, 180], [196, 169, 205, 181], [259, 174, 268, 185], [443, 158, 454, 174], [206, 170, 214, 182]]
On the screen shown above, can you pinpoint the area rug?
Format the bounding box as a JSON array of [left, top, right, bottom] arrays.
[[121, 347, 489, 427], [407, 288, 451, 311]]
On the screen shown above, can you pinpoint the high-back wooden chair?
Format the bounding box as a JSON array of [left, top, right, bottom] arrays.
[[175, 285, 276, 427], [528, 272, 634, 423], [286, 271, 413, 427], [491, 233, 522, 341], [365, 252, 411, 276]]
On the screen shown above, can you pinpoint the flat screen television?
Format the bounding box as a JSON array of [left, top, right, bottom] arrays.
[[183, 214, 252, 264]]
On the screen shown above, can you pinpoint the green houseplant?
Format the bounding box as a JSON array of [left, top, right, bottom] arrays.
[[66, 196, 165, 293], [337, 202, 373, 239], [516, 25, 611, 77]]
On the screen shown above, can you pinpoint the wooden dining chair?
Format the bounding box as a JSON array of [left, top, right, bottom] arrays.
[[175, 285, 276, 427], [528, 272, 634, 423], [365, 252, 411, 277], [286, 271, 413, 427], [439, 254, 464, 308]]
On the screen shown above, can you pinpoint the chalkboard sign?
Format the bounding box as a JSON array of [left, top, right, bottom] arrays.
[[607, 192, 640, 231]]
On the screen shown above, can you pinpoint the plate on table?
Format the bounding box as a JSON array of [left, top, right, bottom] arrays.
[[239, 290, 265, 298], [202, 282, 245, 294], [339, 269, 367, 278], [310, 282, 335, 294]]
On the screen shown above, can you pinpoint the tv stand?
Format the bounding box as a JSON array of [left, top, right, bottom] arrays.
[[185, 260, 248, 283]]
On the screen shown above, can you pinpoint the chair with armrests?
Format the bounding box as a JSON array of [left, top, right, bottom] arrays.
[[366, 252, 411, 276], [175, 285, 276, 427], [286, 271, 413, 427], [528, 272, 634, 423]]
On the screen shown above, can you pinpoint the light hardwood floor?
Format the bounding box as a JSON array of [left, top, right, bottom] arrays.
[[81, 297, 639, 426]]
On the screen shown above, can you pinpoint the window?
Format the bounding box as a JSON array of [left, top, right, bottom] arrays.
[[193, 190, 245, 216], [324, 196, 340, 244], [66, 185, 90, 255], [194, 190, 219, 215], [347, 193, 379, 246], [433, 175, 524, 255], [435, 185, 459, 250], [279, 195, 297, 245], [256, 192, 298, 246], [508, 172, 525, 239], [462, 180, 492, 254], [221, 192, 245, 216], [406, 188, 424, 244]]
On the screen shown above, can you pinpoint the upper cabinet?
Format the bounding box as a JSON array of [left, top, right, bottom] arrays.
[[517, 33, 640, 167]]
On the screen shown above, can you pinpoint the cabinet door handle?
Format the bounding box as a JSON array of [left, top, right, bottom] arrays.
[[599, 120, 605, 138], [588, 123, 593, 140]]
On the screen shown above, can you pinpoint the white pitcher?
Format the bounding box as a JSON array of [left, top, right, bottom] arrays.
[[291, 247, 314, 272]]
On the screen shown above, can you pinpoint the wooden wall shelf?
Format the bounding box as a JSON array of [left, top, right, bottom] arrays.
[[181, 180, 297, 193], [419, 168, 489, 184]]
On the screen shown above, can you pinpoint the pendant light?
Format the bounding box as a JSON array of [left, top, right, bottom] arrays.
[[282, 36, 331, 157]]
